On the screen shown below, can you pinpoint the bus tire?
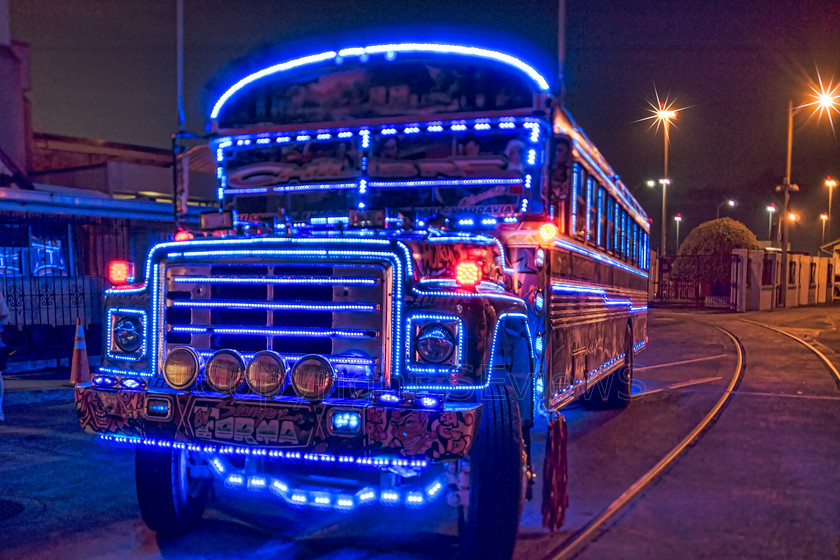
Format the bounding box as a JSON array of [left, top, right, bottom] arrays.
[[460, 383, 525, 560], [135, 446, 210, 536]]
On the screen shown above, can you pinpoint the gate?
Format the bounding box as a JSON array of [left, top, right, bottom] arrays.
[[651, 253, 741, 310]]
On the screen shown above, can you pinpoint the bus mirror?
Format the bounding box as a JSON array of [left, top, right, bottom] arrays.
[[200, 210, 234, 231]]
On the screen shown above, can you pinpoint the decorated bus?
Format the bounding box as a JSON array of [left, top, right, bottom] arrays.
[[76, 40, 649, 559]]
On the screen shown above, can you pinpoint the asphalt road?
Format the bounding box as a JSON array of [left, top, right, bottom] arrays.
[[1, 307, 839, 559]]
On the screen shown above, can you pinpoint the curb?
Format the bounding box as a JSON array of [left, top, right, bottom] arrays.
[[4, 388, 75, 406]]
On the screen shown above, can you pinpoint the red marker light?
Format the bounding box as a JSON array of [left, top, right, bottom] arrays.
[[108, 260, 133, 285], [538, 222, 559, 247], [174, 230, 194, 241], [455, 260, 482, 289]]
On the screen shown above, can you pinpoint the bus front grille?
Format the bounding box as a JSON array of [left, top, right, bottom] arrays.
[[162, 261, 387, 389]]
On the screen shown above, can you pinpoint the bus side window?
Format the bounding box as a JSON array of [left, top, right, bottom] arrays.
[[570, 164, 586, 240], [569, 163, 586, 237], [612, 200, 620, 255], [586, 177, 596, 243], [596, 186, 606, 248], [621, 210, 629, 261]]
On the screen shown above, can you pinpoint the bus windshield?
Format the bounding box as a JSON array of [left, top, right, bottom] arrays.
[[223, 121, 537, 221]]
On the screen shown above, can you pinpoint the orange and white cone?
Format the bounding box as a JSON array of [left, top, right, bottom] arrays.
[[69, 317, 91, 385]]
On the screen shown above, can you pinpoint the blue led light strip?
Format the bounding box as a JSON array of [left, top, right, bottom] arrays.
[[585, 177, 593, 241], [551, 282, 637, 308], [170, 300, 377, 313], [274, 182, 357, 193], [105, 308, 148, 363], [99, 434, 428, 469], [196, 351, 375, 367], [211, 43, 550, 121], [220, 187, 269, 196], [405, 314, 465, 375], [572, 139, 649, 230], [597, 187, 604, 246], [403, 312, 528, 391], [411, 286, 525, 305], [172, 276, 378, 286], [170, 326, 376, 339], [367, 178, 522, 188], [571, 164, 581, 235], [554, 238, 648, 279], [136, 239, 408, 379], [156, 242, 407, 378]]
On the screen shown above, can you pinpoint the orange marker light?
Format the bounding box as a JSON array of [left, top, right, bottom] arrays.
[[455, 260, 482, 289], [108, 260, 133, 285], [174, 230, 194, 241], [539, 222, 559, 247]]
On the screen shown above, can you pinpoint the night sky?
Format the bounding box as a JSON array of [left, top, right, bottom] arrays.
[[9, 0, 840, 253]]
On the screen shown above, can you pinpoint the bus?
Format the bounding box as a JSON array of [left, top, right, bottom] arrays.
[[76, 40, 649, 559]]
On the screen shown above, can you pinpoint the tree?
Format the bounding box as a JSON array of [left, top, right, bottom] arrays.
[[671, 218, 760, 295]]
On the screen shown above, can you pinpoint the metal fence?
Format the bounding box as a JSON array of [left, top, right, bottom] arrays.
[[651, 253, 741, 310], [1, 212, 170, 361]]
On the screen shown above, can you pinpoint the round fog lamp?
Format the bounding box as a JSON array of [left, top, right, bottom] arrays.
[[205, 350, 245, 393], [245, 350, 286, 396], [416, 324, 456, 364], [163, 347, 201, 390], [290, 355, 335, 401]]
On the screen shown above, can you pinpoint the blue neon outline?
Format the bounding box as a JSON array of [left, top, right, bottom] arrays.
[[211, 43, 550, 121], [571, 139, 649, 230], [553, 237, 648, 279], [170, 300, 377, 313], [403, 312, 528, 391], [597, 186, 604, 246], [405, 314, 465, 375], [170, 325, 376, 339], [571, 164, 581, 236], [147, 239, 408, 380], [106, 308, 147, 363], [585, 176, 593, 242]]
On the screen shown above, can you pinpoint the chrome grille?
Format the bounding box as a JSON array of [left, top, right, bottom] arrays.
[[162, 261, 387, 388]]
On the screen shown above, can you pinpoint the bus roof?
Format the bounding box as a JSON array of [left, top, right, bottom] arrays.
[[209, 43, 552, 130]]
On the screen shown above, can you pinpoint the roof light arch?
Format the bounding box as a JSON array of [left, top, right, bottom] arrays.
[[210, 43, 551, 121]]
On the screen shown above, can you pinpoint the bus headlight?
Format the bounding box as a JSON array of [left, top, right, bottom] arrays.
[[113, 316, 143, 353], [245, 350, 286, 396], [416, 324, 456, 364], [205, 350, 245, 393], [290, 355, 335, 402], [163, 347, 201, 390]]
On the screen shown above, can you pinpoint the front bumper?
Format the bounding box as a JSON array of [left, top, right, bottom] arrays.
[[75, 384, 480, 463]]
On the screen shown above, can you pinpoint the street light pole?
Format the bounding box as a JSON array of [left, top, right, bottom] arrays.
[[826, 176, 837, 240], [821, 213, 829, 245], [660, 177, 669, 254], [779, 100, 796, 308], [766, 204, 776, 241], [674, 214, 682, 253]]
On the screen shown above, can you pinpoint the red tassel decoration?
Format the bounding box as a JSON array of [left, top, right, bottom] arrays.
[[542, 413, 569, 531]]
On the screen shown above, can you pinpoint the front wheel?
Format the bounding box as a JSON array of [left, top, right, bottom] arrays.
[[135, 446, 211, 535], [459, 384, 525, 560]]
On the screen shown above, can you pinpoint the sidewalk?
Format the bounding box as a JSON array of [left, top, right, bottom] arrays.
[[3, 365, 78, 406]]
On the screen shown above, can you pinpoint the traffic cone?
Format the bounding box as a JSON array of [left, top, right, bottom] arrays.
[[69, 317, 91, 385]]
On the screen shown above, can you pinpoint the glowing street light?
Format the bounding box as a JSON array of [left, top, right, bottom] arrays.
[[826, 176, 837, 238], [777, 75, 838, 307], [674, 214, 682, 253], [821, 212, 829, 244], [716, 198, 737, 219], [640, 90, 685, 254], [766, 204, 776, 240]]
